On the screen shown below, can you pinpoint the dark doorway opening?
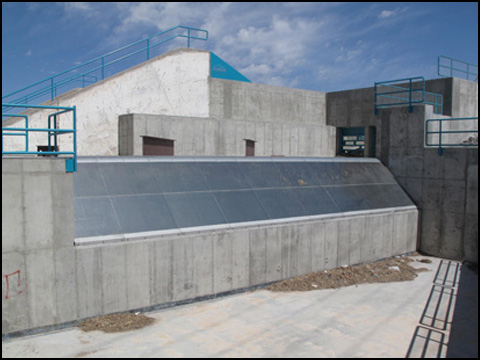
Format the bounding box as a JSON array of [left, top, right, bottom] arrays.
[[338, 127, 365, 157], [245, 139, 255, 157], [142, 136, 174, 156]]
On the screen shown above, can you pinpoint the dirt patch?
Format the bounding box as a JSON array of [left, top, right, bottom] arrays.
[[78, 312, 155, 333], [265, 256, 430, 292]]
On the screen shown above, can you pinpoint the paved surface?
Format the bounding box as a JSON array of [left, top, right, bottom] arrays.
[[2, 255, 478, 358]]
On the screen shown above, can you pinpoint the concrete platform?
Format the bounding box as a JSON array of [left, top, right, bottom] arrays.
[[2, 255, 477, 358]]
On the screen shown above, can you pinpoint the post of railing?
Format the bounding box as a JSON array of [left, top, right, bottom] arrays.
[[101, 57, 105, 80], [422, 77, 426, 104], [68, 105, 77, 172], [187, 28, 191, 48], [438, 119, 444, 155], [51, 78, 55, 101], [146, 38, 150, 60], [25, 116, 29, 152], [408, 78, 413, 113]]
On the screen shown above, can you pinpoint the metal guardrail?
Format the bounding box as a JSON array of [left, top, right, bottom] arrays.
[[2, 103, 77, 172], [438, 56, 478, 82], [425, 117, 478, 155], [2, 25, 208, 111], [374, 77, 443, 115]]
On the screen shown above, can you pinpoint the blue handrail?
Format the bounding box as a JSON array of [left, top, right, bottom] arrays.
[[374, 76, 443, 115], [425, 117, 478, 155], [2, 103, 77, 172], [2, 25, 208, 112], [438, 56, 478, 82]]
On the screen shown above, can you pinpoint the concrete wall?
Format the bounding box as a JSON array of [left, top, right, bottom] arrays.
[[326, 78, 478, 262], [2, 158, 417, 336], [2, 158, 76, 335], [4, 48, 211, 156], [4, 49, 335, 158], [379, 105, 478, 261], [73, 208, 417, 323], [119, 114, 336, 157], [209, 78, 328, 125], [118, 76, 336, 157], [326, 78, 478, 158], [427, 77, 479, 118]]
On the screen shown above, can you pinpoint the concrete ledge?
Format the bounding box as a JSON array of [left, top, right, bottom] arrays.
[[74, 206, 417, 247], [77, 155, 381, 164]]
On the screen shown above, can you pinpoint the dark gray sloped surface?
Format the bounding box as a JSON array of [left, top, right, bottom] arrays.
[[74, 157, 414, 238]]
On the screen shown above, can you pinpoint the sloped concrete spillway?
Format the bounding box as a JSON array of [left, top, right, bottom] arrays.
[[74, 157, 415, 239]]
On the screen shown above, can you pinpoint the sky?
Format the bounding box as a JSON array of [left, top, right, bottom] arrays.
[[2, 2, 478, 98]]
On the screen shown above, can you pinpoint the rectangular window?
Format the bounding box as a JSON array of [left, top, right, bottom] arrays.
[[142, 136, 174, 156]]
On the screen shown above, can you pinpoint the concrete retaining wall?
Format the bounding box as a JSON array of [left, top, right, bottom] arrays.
[[73, 208, 417, 321], [2, 158, 76, 334], [119, 114, 336, 157], [380, 105, 478, 261], [2, 158, 418, 336]]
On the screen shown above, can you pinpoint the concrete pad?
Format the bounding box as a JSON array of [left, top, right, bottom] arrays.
[[2, 256, 477, 358]]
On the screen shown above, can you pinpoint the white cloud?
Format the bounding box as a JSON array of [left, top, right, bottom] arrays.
[[62, 2, 92, 12], [379, 10, 396, 19], [242, 63, 274, 76], [25, 49, 32, 57]]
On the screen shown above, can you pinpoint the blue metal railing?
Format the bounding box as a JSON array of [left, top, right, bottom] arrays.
[[2, 104, 77, 172], [438, 56, 478, 82], [425, 117, 478, 155], [374, 77, 443, 115], [2, 26, 208, 112]]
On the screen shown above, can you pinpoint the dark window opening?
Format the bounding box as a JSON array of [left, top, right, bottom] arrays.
[[245, 139, 255, 157], [142, 136, 174, 156], [37, 145, 59, 157], [367, 126, 377, 158]]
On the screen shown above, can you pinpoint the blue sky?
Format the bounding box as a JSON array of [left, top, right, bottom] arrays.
[[2, 2, 478, 98]]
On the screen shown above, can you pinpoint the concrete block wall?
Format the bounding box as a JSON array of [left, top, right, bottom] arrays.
[[119, 114, 336, 157]]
